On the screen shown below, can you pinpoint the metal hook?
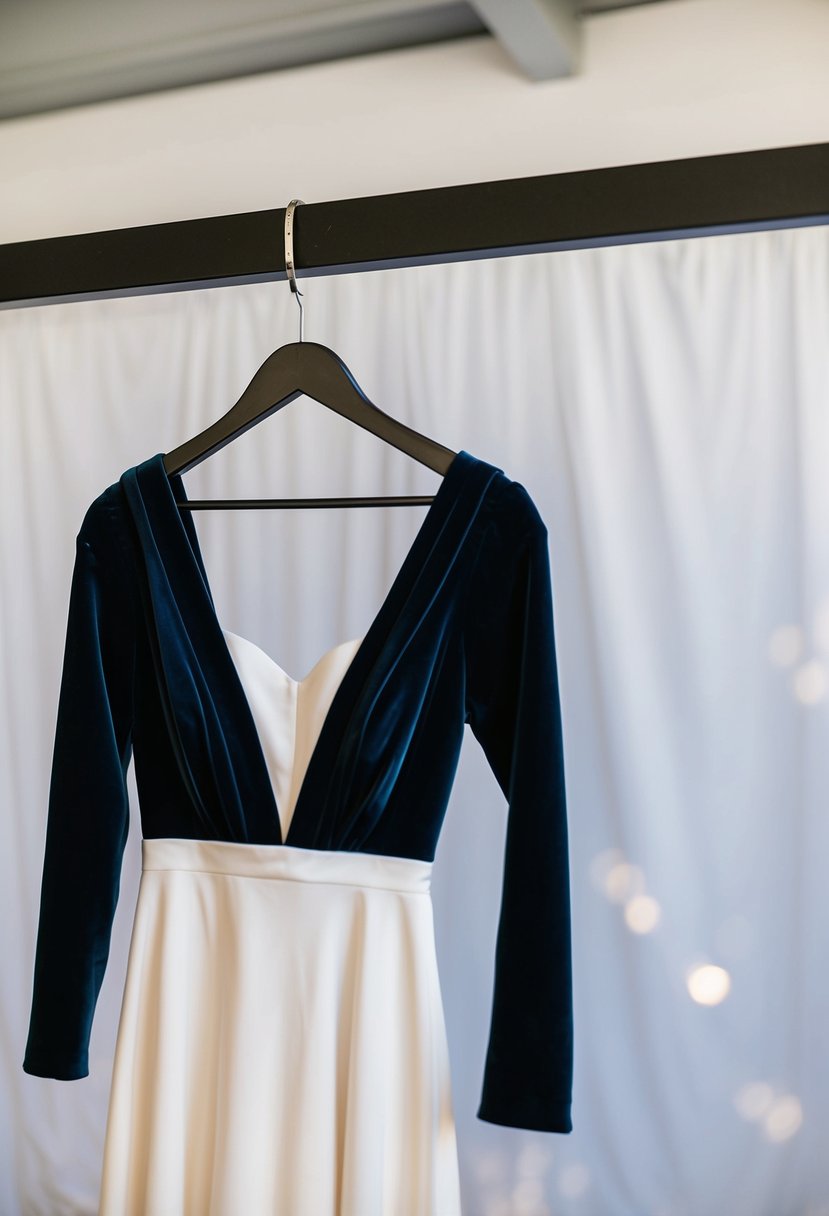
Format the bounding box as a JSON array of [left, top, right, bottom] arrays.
[[284, 199, 305, 342]]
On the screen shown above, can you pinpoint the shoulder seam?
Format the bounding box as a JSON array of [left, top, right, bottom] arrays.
[[75, 484, 139, 682]]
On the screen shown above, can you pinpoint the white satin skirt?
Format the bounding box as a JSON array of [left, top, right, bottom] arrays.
[[98, 837, 462, 1216]]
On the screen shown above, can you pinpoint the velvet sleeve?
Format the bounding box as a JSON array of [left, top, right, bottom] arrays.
[[463, 486, 573, 1133], [22, 499, 136, 1081]]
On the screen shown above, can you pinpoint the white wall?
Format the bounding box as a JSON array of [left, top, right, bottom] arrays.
[[1, 0, 827, 245]]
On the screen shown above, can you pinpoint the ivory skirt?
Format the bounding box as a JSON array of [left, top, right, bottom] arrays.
[[98, 837, 462, 1216]]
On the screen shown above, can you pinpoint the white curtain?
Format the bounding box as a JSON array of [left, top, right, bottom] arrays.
[[3, 224, 828, 1216]]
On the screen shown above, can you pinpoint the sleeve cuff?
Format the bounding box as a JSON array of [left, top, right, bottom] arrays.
[[477, 1094, 572, 1133], [22, 1050, 89, 1080]]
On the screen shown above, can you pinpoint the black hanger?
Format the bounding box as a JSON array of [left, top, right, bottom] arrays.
[[164, 199, 457, 511]]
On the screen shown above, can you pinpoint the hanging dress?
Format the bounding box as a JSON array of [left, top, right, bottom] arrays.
[[22, 448, 574, 1216]]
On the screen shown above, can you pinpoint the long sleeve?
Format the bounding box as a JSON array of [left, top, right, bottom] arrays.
[[23, 500, 136, 1081], [463, 487, 573, 1133]]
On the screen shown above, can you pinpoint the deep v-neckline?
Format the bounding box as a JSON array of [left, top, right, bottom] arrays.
[[161, 448, 478, 847]]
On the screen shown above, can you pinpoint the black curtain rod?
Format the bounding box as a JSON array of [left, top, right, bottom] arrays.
[[2, 141, 827, 311]]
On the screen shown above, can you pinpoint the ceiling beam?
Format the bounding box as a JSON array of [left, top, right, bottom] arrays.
[[469, 0, 582, 79]]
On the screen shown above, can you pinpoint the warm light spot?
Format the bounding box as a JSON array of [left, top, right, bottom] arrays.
[[516, 1141, 553, 1178], [603, 862, 646, 903], [558, 1162, 591, 1199], [483, 1199, 513, 1216], [475, 1149, 508, 1186], [734, 1081, 775, 1121], [768, 624, 803, 666], [510, 1178, 547, 1215], [686, 963, 731, 1005], [589, 847, 626, 892], [792, 659, 828, 704], [763, 1094, 803, 1142], [624, 894, 661, 933]]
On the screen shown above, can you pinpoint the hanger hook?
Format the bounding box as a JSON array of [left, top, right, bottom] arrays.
[[284, 198, 305, 342]]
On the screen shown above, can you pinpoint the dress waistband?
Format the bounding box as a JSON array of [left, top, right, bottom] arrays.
[[141, 837, 433, 894]]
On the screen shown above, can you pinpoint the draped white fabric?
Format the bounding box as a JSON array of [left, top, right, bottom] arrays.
[[4, 224, 829, 1216]]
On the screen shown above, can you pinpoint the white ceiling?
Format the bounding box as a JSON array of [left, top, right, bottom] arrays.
[[0, 0, 668, 121]]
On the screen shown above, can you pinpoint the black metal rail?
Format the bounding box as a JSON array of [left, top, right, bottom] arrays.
[[2, 142, 827, 309]]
